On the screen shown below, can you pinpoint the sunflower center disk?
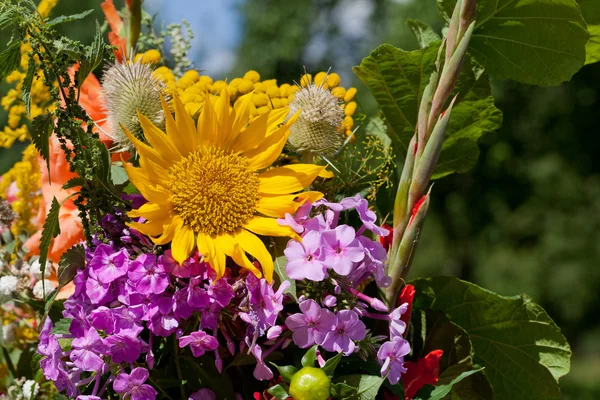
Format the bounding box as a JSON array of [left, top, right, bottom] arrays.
[[168, 147, 260, 236]]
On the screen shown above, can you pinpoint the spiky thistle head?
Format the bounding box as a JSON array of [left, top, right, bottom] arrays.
[[287, 81, 345, 156], [101, 59, 167, 151]]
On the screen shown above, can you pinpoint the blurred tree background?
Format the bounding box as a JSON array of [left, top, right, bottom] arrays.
[[1, 0, 598, 397]]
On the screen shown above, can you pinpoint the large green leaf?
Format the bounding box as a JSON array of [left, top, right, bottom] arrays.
[[353, 43, 501, 177], [579, 0, 600, 64], [412, 276, 571, 400], [438, 0, 588, 86], [333, 374, 386, 400]]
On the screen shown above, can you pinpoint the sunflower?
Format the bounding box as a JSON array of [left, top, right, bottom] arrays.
[[123, 89, 327, 282]]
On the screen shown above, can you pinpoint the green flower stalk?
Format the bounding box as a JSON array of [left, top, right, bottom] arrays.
[[385, 0, 477, 305]]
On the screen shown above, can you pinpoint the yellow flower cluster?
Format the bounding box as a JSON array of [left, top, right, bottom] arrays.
[[0, 145, 41, 235], [134, 49, 162, 65], [152, 68, 358, 136], [0, 0, 58, 149], [1, 307, 38, 345]]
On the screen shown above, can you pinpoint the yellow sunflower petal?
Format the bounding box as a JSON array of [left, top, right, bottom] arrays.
[[266, 107, 290, 131], [171, 224, 196, 264], [235, 229, 275, 283], [196, 234, 224, 279], [123, 163, 171, 204], [128, 202, 171, 219], [139, 155, 170, 186], [127, 219, 166, 237], [232, 92, 253, 134], [120, 124, 170, 169], [213, 234, 262, 278], [256, 194, 302, 217], [258, 164, 327, 195], [172, 95, 198, 151], [243, 123, 290, 170], [138, 112, 181, 163], [215, 87, 233, 145], [152, 215, 183, 245], [197, 92, 220, 148], [230, 112, 269, 154], [162, 95, 194, 156], [297, 191, 324, 203], [244, 216, 299, 239]]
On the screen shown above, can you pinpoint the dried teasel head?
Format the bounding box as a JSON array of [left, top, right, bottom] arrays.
[[101, 59, 168, 151], [287, 77, 345, 157]]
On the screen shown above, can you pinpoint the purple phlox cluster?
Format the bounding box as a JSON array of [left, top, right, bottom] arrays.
[[374, 302, 412, 384], [285, 301, 366, 356], [38, 244, 235, 399], [279, 194, 390, 288], [239, 274, 291, 381]]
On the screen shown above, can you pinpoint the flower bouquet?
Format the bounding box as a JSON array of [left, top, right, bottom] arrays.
[[0, 0, 595, 399]]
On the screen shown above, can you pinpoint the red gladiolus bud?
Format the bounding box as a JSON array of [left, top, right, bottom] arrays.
[[402, 350, 444, 399], [379, 224, 393, 251], [397, 284, 416, 329]]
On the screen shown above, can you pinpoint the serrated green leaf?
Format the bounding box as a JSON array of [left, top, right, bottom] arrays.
[[58, 244, 85, 287], [0, 40, 22, 83], [46, 9, 94, 26], [413, 367, 484, 400], [353, 43, 501, 177], [76, 21, 104, 90], [412, 276, 572, 400], [438, 0, 588, 86], [39, 197, 61, 292], [407, 20, 440, 49], [301, 345, 318, 368], [334, 374, 385, 400], [53, 38, 84, 58], [321, 352, 343, 377], [62, 177, 85, 190], [30, 113, 54, 178], [274, 256, 297, 300], [21, 59, 35, 116], [268, 384, 290, 400]]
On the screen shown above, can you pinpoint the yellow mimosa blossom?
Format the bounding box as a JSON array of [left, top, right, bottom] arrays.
[[124, 89, 326, 281]]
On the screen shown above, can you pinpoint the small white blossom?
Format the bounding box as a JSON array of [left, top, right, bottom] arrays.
[[32, 279, 55, 300], [0, 276, 19, 296], [22, 380, 39, 399], [28, 259, 44, 280]]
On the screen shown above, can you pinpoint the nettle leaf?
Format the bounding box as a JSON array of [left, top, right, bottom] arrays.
[[46, 9, 94, 26], [273, 256, 297, 300], [579, 0, 600, 65], [39, 197, 61, 287], [0, 40, 22, 82], [76, 21, 104, 90], [58, 244, 85, 287], [62, 177, 85, 190], [30, 112, 54, 177], [333, 374, 386, 400], [407, 20, 440, 49], [353, 43, 501, 178], [413, 367, 484, 400], [438, 0, 588, 86], [412, 276, 572, 400], [21, 59, 36, 116]]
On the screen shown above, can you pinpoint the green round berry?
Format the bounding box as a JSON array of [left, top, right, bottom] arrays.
[[289, 366, 331, 400]]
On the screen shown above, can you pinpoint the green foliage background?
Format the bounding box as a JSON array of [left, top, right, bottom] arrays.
[[1, 0, 598, 397]]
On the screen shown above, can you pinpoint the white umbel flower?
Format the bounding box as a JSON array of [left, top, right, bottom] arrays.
[[22, 380, 39, 399], [28, 259, 44, 280], [102, 59, 167, 151], [287, 82, 345, 156], [0, 276, 18, 296], [32, 279, 55, 299]]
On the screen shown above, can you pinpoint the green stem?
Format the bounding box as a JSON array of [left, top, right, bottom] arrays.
[[173, 337, 186, 399]]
